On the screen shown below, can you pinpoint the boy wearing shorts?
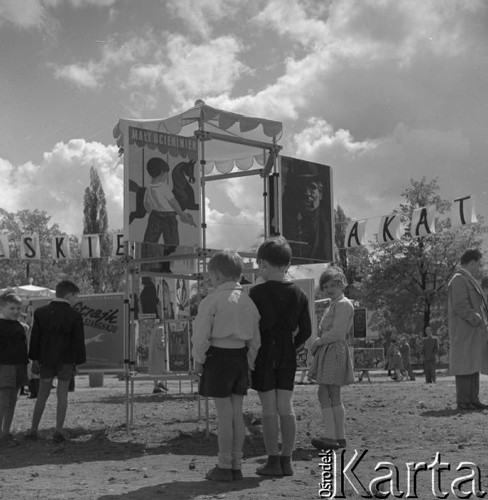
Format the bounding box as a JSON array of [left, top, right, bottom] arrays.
[[26, 280, 86, 443], [192, 251, 260, 482], [250, 237, 312, 476]]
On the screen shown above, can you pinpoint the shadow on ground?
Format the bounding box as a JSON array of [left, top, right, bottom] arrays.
[[97, 477, 267, 500]]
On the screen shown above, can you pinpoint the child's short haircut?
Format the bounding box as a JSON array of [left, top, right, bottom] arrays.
[[319, 266, 347, 290], [0, 289, 22, 306], [147, 157, 170, 178], [256, 236, 292, 268], [55, 280, 80, 298], [460, 248, 482, 265], [208, 251, 243, 280]]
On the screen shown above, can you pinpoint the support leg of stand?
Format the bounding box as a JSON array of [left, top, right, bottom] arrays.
[[125, 375, 131, 437], [130, 377, 135, 426], [205, 396, 209, 437]]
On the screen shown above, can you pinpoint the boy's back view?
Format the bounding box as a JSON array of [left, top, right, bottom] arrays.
[[26, 280, 86, 443], [250, 236, 312, 477]]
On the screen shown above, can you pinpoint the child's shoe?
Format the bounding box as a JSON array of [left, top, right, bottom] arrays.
[[256, 455, 283, 476], [52, 431, 66, 443], [24, 430, 38, 441], [205, 465, 233, 482], [232, 469, 243, 481], [311, 437, 339, 450], [280, 455, 294, 476]]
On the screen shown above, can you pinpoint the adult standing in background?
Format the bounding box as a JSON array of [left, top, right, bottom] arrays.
[[448, 248, 488, 411], [422, 327, 439, 383]]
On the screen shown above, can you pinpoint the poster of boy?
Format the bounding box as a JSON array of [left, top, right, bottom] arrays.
[[125, 126, 201, 274]]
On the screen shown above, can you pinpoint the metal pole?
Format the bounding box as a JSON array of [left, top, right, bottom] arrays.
[[123, 240, 131, 436]]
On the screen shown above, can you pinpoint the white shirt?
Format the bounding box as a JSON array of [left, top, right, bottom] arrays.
[[191, 282, 261, 368], [144, 181, 173, 212]]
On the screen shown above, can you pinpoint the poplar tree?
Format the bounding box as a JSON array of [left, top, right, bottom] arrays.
[[83, 166, 109, 292]]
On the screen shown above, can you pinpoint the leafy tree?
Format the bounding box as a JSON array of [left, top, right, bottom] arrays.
[[357, 177, 486, 338]]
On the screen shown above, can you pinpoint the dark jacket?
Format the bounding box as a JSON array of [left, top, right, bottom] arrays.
[[0, 319, 29, 365], [29, 300, 86, 366]]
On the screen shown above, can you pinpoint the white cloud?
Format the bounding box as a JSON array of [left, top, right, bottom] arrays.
[[166, 0, 239, 39], [53, 63, 102, 89], [53, 35, 152, 89], [161, 34, 249, 103], [0, 0, 46, 28], [0, 140, 122, 235], [0, 0, 119, 29]]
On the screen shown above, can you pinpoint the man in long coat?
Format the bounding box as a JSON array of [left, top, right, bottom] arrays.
[[448, 248, 488, 410]]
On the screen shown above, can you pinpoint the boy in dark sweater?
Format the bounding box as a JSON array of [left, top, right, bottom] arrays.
[[250, 237, 312, 476], [26, 280, 86, 443], [0, 291, 29, 446]]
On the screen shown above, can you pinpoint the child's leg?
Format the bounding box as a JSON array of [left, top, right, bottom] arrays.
[[230, 394, 245, 471], [329, 385, 345, 441], [318, 384, 336, 440], [213, 396, 234, 470], [55, 379, 71, 433], [30, 378, 53, 432], [276, 389, 295, 456], [256, 390, 282, 476], [1, 388, 18, 436], [257, 390, 279, 455]]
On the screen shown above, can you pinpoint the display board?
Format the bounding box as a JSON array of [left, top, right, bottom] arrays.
[[278, 156, 334, 264], [30, 294, 125, 370], [125, 125, 201, 274]]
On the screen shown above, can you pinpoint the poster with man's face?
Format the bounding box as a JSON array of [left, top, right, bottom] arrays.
[[278, 156, 334, 264]]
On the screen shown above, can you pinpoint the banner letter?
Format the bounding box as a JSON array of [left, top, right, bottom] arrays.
[[411, 207, 436, 237], [81, 234, 101, 258], [345, 220, 367, 248], [450, 195, 478, 228], [52, 235, 71, 260], [20, 233, 40, 259], [0, 234, 9, 259], [112, 233, 125, 257], [377, 214, 404, 244]]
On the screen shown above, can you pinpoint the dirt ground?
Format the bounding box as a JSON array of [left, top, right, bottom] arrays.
[[1, 371, 488, 500]]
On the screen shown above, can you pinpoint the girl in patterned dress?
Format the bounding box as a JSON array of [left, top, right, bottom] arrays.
[[309, 267, 354, 450]]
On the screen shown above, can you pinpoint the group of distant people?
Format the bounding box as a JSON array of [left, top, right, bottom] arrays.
[[0, 280, 86, 447], [386, 329, 439, 383]]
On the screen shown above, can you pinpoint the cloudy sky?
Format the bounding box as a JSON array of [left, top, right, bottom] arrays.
[[1, 0, 487, 251]]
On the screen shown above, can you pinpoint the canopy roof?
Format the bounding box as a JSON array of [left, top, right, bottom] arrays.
[[0, 280, 55, 299], [114, 100, 283, 175]]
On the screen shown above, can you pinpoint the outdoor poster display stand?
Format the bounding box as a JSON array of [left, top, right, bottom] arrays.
[[114, 100, 333, 434], [115, 100, 285, 433]]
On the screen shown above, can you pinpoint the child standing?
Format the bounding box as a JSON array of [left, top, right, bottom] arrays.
[[0, 291, 29, 446], [250, 237, 312, 477], [192, 250, 261, 482], [309, 267, 355, 451]]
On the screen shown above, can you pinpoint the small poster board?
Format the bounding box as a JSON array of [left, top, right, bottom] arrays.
[[167, 319, 191, 371]]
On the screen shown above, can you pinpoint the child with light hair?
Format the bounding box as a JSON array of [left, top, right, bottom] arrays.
[[192, 250, 261, 482], [0, 290, 29, 446], [309, 266, 355, 450]]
